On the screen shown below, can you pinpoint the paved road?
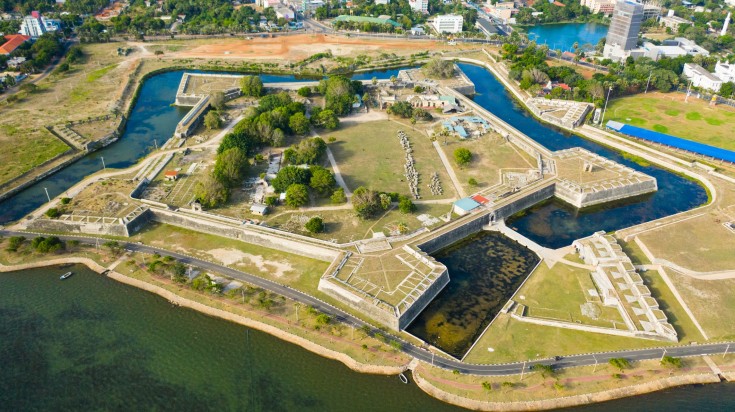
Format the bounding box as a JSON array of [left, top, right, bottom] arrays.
[[4, 228, 732, 375]]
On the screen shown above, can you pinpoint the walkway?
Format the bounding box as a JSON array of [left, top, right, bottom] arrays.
[[432, 140, 466, 198]]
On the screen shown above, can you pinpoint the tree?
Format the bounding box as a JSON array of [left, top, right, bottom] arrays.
[[398, 195, 415, 214], [284, 137, 326, 165], [454, 147, 472, 167], [45, 208, 61, 218], [608, 357, 630, 372], [6, 236, 25, 252], [468, 177, 478, 186], [103, 240, 122, 255], [240, 75, 263, 97], [19, 83, 38, 94], [305, 216, 324, 233], [210, 91, 226, 111], [331, 187, 347, 204], [204, 111, 222, 130], [352, 186, 385, 219], [194, 172, 230, 208], [720, 82, 735, 98], [311, 109, 339, 129], [387, 101, 414, 118], [422, 58, 455, 79], [297, 86, 311, 97], [285, 183, 309, 207], [271, 165, 311, 192], [289, 112, 310, 135], [213, 147, 248, 187], [32, 236, 64, 253], [309, 166, 336, 196]]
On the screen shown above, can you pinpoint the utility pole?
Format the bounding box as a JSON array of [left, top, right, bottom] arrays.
[[100, 156, 106, 169], [592, 354, 598, 373], [724, 343, 730, 359], [660, 348, 667, 362], [685, 80, 692, 103], [600, 86, 613, 128], [520, 360, 527, 380], [644, 72, 652, 93], [43, 187, 51, 202]]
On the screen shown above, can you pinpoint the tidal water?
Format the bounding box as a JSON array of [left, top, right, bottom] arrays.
[[457, 63, 708, 248], [525, 23, 609, 53], [407, 232, 540, 358]]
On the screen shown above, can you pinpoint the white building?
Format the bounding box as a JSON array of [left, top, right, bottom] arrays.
[[19, 11, 60, 38], [276, 7, 295, 20], [408, 0, 429, 14], [433, 14, 463, 34], [660, 14, 691, 31], [375, 0, 389, 4], [633, 37, 709, 60], [581, 0, 616, 15], [714, 61, 735, 83], [683, 63, 723, 92]]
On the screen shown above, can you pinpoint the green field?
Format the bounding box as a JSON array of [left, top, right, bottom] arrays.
[[323, 120, 457, 200], [607, 93, 735, 150]]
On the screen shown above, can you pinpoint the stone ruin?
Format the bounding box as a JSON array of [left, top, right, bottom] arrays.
[[428, 172, 443, 196], [398, 130, 420, 199]]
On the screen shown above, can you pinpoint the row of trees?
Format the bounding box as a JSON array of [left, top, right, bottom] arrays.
[[351, 187, 415, 219]]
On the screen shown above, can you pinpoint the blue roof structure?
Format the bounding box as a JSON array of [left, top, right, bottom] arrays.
[[606, 121, 735, 164], [455, 125, 468, 138], [454, 197, 480, 211]]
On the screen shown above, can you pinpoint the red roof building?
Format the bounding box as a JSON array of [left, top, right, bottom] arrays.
[[552, 1, 566, 6], [164, 170, 179, 180], [0, 34, 31, 55], [471, 195, 490, 204]]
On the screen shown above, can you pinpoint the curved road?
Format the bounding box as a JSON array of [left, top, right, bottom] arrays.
[[3, 229, 732, 376]]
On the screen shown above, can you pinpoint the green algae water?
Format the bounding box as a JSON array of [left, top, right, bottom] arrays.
[[0, 264, 458, 411], [407, 232, 541, 359]]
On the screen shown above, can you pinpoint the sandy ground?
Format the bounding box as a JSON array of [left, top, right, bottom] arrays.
[[173, 34, 448, 61], [207, 248, 294, 277]]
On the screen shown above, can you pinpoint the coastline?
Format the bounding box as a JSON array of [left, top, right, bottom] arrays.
[[0, 258, 407, 377], [413, 366, 722, 411]]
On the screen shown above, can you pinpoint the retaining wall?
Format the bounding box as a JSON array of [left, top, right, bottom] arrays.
[[397, 266, 450, 330], [555, 179, 658, 208], [27, 209, 151, 237], [318, 278, 401, 330]]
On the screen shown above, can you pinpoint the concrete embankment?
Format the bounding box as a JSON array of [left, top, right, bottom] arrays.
[[413, 367, 722, 411], [0, 258, 407, 376]]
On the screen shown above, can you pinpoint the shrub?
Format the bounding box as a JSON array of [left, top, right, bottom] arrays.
[[531, 363, 555, 378], [330, 188, 347, 204], [454, 147, 472, 167], [265, 195, 279, 207], [45, 208, 61, 218], [468, 178, 478, 186], [661, 355, 682, 369], [398, 195, 415, 214], [305, 216, 324, 233], [6, 236, 25, 252], [609, 357, 630, 372], [285, 183, 309, 207], [60, 197, 71, 205]]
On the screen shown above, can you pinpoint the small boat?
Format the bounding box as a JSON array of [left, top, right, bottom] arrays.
[[399, 373, 408, 384], [60, 271, 73, 280]]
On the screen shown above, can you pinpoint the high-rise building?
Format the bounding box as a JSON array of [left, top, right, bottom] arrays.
[[432, 14, 463, 34], [603, 0, 644, 61]]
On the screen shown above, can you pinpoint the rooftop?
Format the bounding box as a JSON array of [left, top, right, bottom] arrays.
[[333, 15, 401, 27], [0, 34, 30, 55]]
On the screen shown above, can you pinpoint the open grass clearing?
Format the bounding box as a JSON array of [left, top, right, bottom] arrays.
[[637, 212, 735, 272], [516, 260, 625, 329], [323, 119, 457, 200], [607, 92, 735, 150], [130, 223, 329, 292], [640, 270, 705, 343], [463, 313, 675, 364], [438, 131, 537, 194], [666, 269, 735, 341], [263, 202, 450, 243]]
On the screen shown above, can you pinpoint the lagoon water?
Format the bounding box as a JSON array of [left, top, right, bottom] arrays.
[[3, 265, 734, 411], [526, 23, 609, 53]]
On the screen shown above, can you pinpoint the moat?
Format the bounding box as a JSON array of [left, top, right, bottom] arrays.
[[408, 231, 540, 358]]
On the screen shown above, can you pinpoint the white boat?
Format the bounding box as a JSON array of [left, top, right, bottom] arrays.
[[60, 271, 73, 280], [399, 373, 408, 384]]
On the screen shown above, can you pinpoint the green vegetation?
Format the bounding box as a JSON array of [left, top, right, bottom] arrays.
[[531, 363, 555, 378], [422, 58, 455, 79], [30, 236, 64, 254], [330, 188, 347, 204], [239, 75, 263, 97], [607, 94, 735, 150], [284, 137, 326, 165], [608, 357, 630, 372], [398, 195, 415, 214], [86, 64, 118, 83], [453, 147, 472, 167], [352, 186, 390, 219], [387, 101, 432, 121], [5, 236, 25, 252], [305, 217, 325, 234], [660, 355, 683, 369], [285, 183, 309, 207], [317, 76, 362, 116], [45, 208, 61, 218], [204, 111, 223, 130]]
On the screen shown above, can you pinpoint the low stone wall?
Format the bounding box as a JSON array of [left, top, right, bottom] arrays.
[[416, 213, 489, 255], [149, 209, 340, 262], [493, 183, 557, 220]]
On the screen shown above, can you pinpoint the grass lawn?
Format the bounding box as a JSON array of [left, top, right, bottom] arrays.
[[516, 261, 624, 328], [263, 202, 450, 243], [323, 119, 457, 200], [640, 270, 705, 343], [438, 131, 537, 194], [637, 213, 735, 272], [0, 126, 69, 186], [666, 270, 735, 341], [463, 313, 675, 364], [607, 92, 735, 150], [130, 223, 330, 293]]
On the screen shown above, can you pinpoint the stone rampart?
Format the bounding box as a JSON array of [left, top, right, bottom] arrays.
[[149, 209, 340, 262], [27, 208, 151, 237], [555, 179, 658, 208], [318, 278, 401, 330], [416, 213, 489, 255]]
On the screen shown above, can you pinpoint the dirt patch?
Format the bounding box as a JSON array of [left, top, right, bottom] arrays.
[[174, 34, 449, 61], [207, 248, 294, 277]]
